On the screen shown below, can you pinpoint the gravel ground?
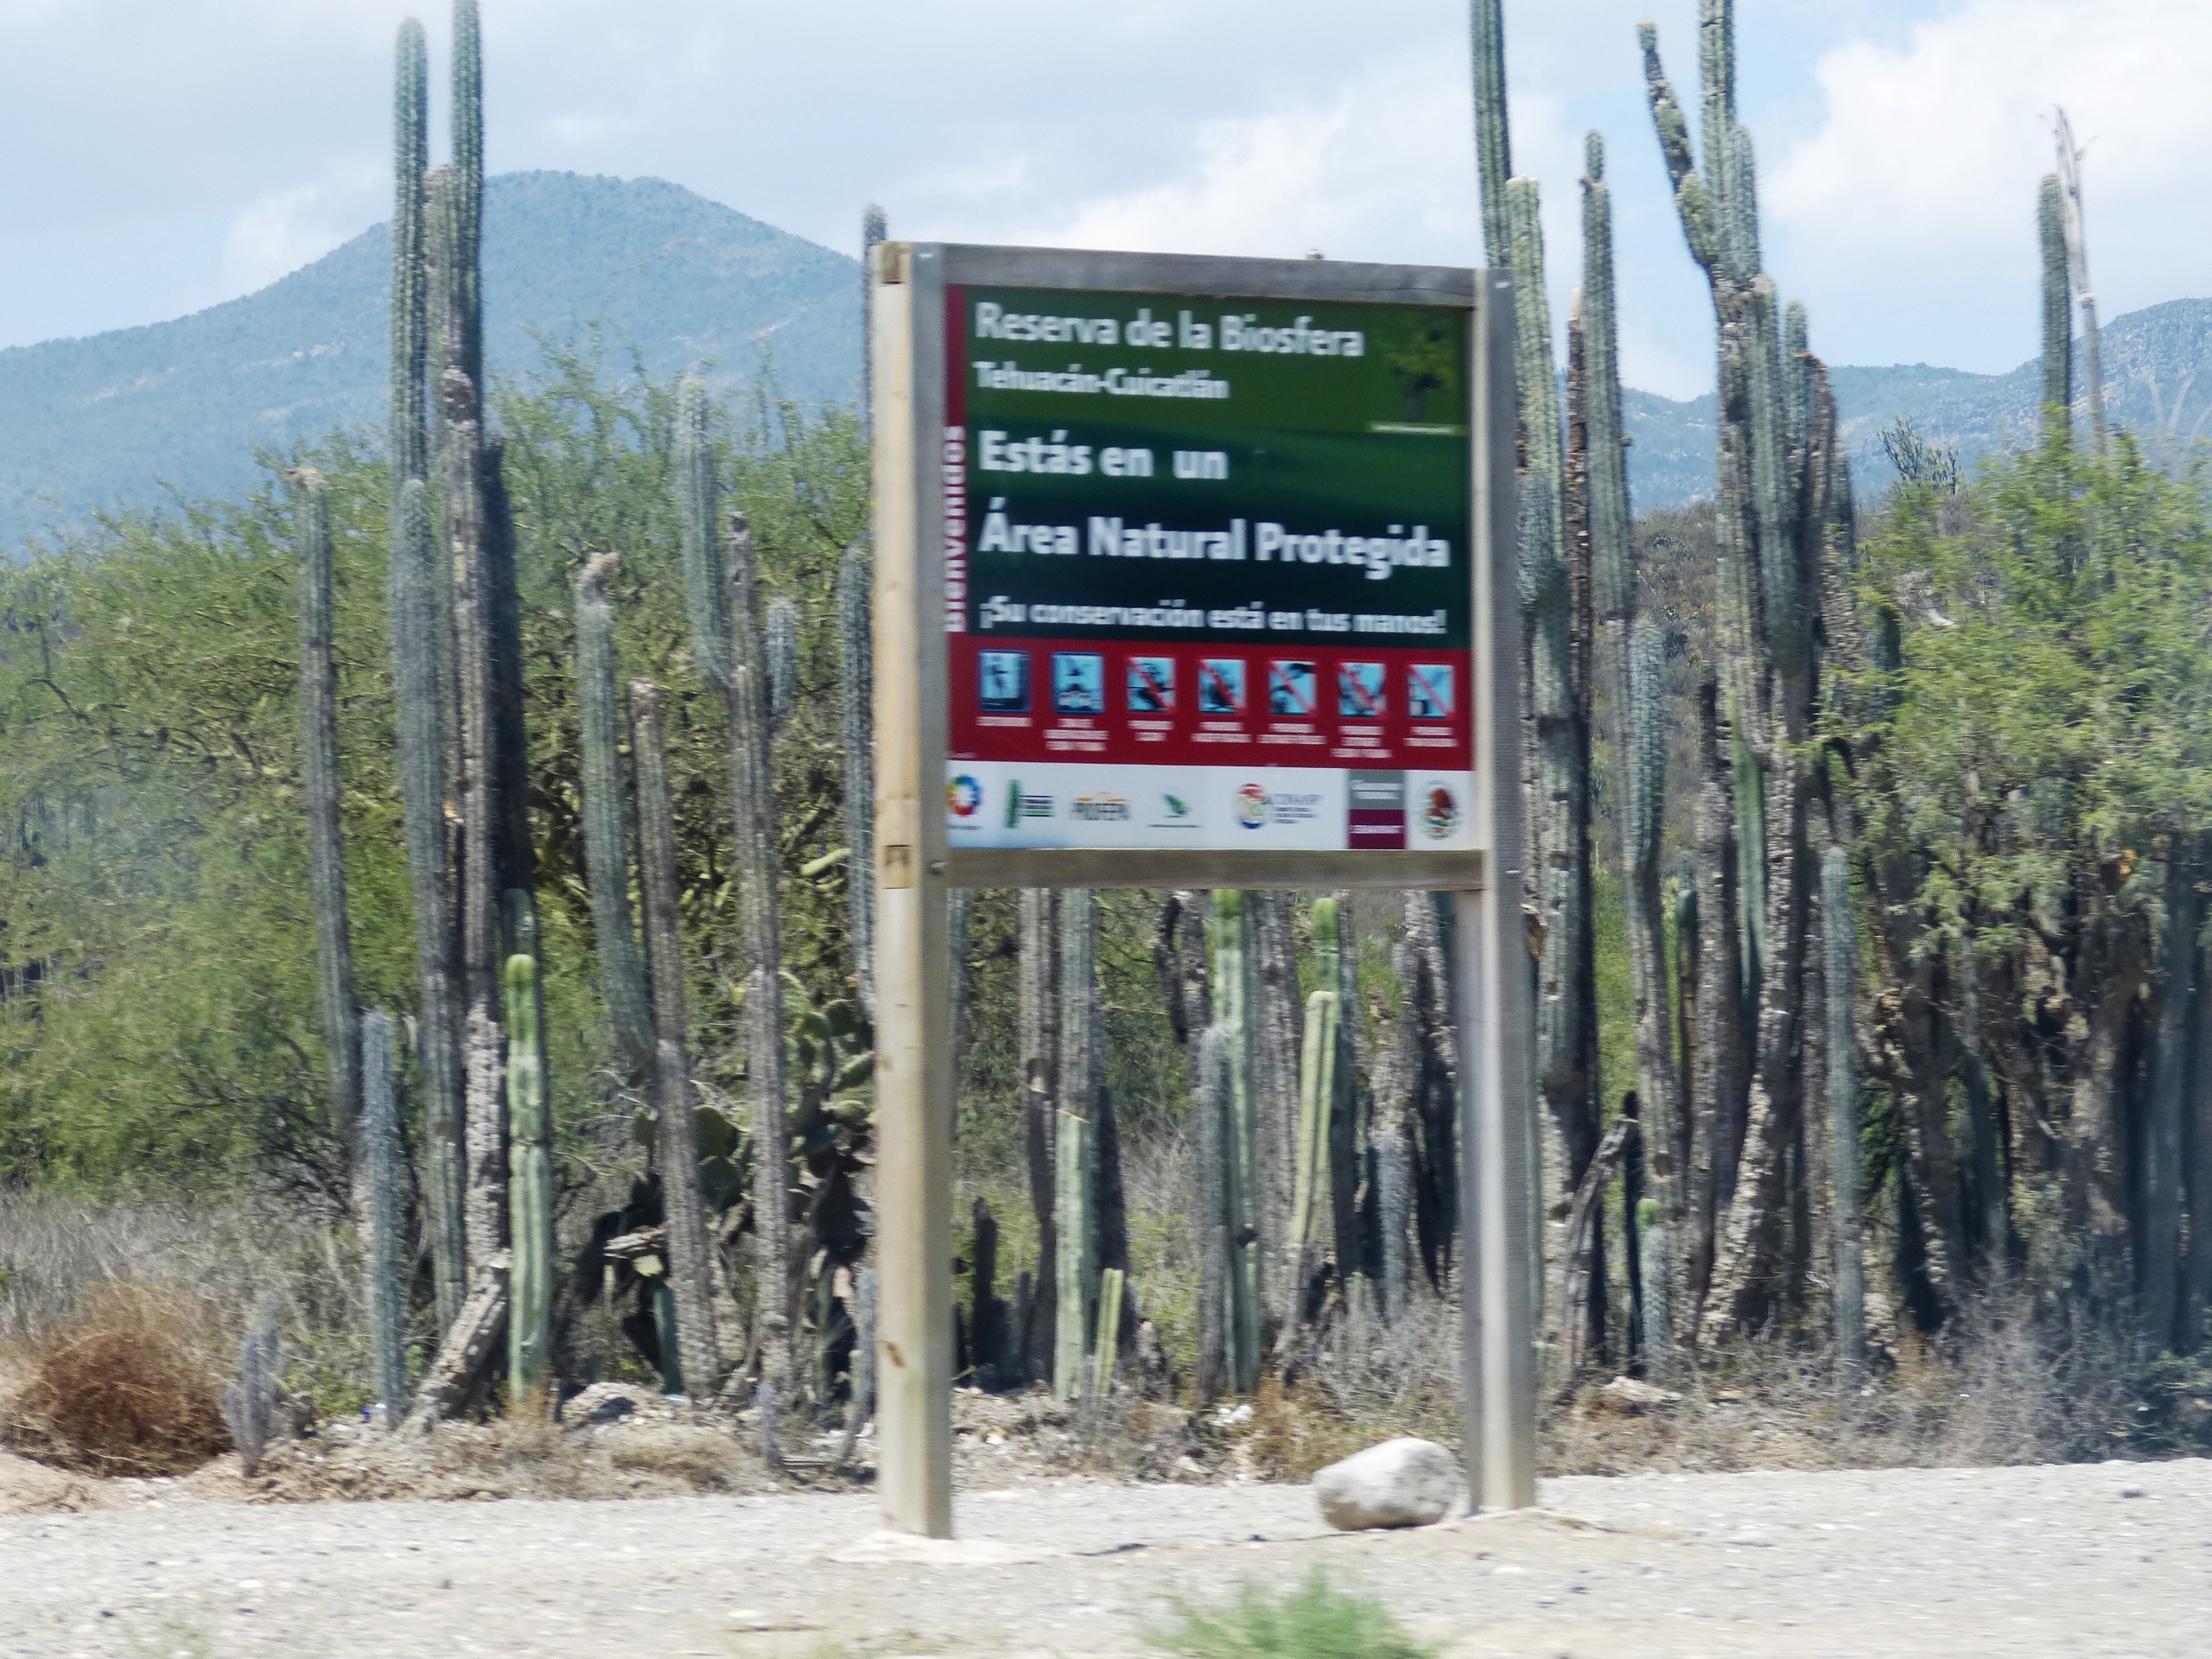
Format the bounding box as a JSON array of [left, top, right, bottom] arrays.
[[0, 1457, 2202, 1658]]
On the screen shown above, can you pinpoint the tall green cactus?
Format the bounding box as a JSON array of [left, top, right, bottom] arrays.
[[2039, 175, 2073, 447], [861, 204, 887, 443], [389, 21, 429, 491], [291, 469, 360, 1172], [388, 474, 467, 1332], [505, 949, 555, 1399], [1053, 890, 1099, 1400], [1288, 897, 1341, 1313], [837, 545, 874, 1018], [1821, 847, 1863, 1389], [1584, 135, 1678, 1348], [1247, 890, 1300, 1327], [675, 378, 731, 690], [361, 1009, 407, 1425], [451, 0, 484, 400], [574, 555, 654, 1074], [1510, 176, 1599, 1363], [630, 678, 722, 1398], [1471, 0, 1512, 266], [1210, 890, 1261, 1390], [1194, 1023, 1232, 1400], [766, 594, 798, 736], [722, 508, 796, 1389]]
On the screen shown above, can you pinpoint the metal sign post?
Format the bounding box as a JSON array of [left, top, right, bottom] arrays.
[[869, 244, 1530, 1536]]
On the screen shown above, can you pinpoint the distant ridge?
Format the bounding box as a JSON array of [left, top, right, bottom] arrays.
[[0, 171, 860, 550], [1621, 297, 2212, 508], [0, 175, 2204, 544]]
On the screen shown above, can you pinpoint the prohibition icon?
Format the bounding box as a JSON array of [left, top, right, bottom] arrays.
[[1127, 656, 1176, 713], [1339, 662, 1386, 719], [1198, 658, 1247, 715], [1268, 659, 1317, 717], [1408, 662, 1457, 720]]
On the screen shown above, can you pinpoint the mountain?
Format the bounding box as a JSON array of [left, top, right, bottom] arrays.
[[1622, 298, 2212, 508], [0, 172, 861, 550], [1, 171, 2203, 541]]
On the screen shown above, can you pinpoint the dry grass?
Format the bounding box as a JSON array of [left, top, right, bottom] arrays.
[[1, 1287, 230, 1475]]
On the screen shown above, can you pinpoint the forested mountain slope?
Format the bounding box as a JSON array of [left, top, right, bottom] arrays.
[[0, 172, 860, 550]]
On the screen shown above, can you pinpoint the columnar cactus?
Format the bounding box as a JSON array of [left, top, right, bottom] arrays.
[[674, 378, 731, 690], [223, 1309, 283, 1478], [1193, 1023, 1232, 1401], [291, 469, 360, 1169], [1470, 0, 1512, 265], [1247, 891, 1300, 1326], [388, 475, 467, 1332], [837, 544, 875, 1017], [389, 21, 429, 491], [1510, 176, 1599, 1363], [1210, 890, 1262, 1390], [1288, 897, 1341, 1312], [721, 509, 796, 1389], [361, 1010, 407, 1424], [1821, 847, 1864, 1389], [629, 679, 722, 1398], [1018, 888, 1059, 1380], [450, 0, 484, 399], [2039, 174, 2072, 446], [2053, 111, 2107, 457], [574, 555, 654, 1074], [505, 949, 555, 1399], [766, 594, 798, 736], [861, 204, 887, 441], [1053, 889, 1098, 1400]]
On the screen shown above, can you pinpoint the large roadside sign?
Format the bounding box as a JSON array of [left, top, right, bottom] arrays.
[[941, 282, 1478, 859], [868, 245, 1530, 1540]]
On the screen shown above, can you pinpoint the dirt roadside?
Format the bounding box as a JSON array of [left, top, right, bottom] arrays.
[[0, 1455, 2201, 1658]]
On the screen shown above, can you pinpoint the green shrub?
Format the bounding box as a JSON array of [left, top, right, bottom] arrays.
[[1148, 1571, 1434, 1659]]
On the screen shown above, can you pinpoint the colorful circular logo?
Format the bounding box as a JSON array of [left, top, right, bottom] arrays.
[[946, 775, 983, 819], [1235, 782, 1271, 830], [1421, 784, 1460, 841]]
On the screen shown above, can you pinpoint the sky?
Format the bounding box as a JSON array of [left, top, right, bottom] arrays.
[[0, 0, 2203, 399]]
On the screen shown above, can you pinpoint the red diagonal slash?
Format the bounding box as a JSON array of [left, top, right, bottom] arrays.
[[1409, 663, 1453, 718], [1199, 658, 1242, 712], [1269, 662, 1315, 716], [1340, 664, 1384, 718], [1130, 658, 1172, 709]]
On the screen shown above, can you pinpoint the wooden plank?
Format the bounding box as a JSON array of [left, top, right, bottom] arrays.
[[1459, 270, 1538, 1512], [871, 241, 955, 1538]]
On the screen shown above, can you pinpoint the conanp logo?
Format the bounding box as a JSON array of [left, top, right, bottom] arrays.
[[1235, 782, 1271, 829], [946, 775, 983, 819]]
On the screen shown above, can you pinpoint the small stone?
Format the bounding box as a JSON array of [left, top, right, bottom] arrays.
[[1596, 1376, 1683, 1414], [1726, 1529, 1775, 1547], [1312, 1437, 1464, 1530], [2119, 1483, 2145, 1498]]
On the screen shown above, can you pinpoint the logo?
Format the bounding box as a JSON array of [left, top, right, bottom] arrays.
[[946, 775, 983, 819], [1071, 791, 1131, 823], [1420, 783, 1461, 841], [1005, 779, 1055, 827], [1235, 782, 1271, 829], [1162, 792, 1191, 819]]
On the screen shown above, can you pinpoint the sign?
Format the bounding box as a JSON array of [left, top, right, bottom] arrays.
[[939, 281, 1478, 855]]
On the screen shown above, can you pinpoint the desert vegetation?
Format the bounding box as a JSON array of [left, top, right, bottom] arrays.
[[5, 0, 2212, 1503]]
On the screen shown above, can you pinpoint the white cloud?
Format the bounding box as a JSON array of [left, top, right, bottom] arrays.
[[1769, 0, 2212, 366], [219, 185, 353, 296], [1015, 53, 1482, 267]]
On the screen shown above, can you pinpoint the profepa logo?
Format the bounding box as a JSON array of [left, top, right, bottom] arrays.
[[947, 775, 982, 819], [1071, 791, 1131, 823]]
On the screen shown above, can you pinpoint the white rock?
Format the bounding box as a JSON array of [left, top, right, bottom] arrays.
[[1312, 1437, 1463, 1531]]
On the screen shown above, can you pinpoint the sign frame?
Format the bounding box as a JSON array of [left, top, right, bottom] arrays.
[[870, 242, 1533, 1537]]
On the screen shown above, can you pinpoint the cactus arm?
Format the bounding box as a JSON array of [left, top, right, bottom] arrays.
[[573, 554, 655, 1073], [675, 377, 733, 690], [1822, 848, 1864, 1389], [1053, 889, 1099, 1399], [1469, 0, 1513, 267], [291, 469, 360, 1165], [629, 678, 723, 1397], [362, 1011, 409, 1424], [2039, 175, 2073, 446], [388, 477, 468, 1332], [505, 950, 556, 1399], [451, 0, 484, 399], [721, 508, 795, 1389], [837, 544, 875, 1018], [766, 594, 799, 736], [1211, 891, 1262, 1391], [389, 21, 429, 490]]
